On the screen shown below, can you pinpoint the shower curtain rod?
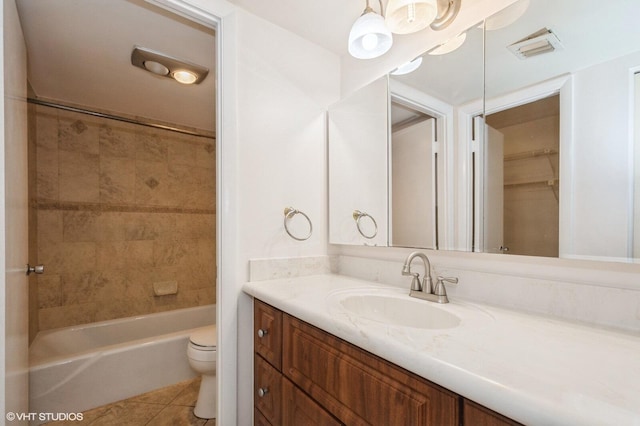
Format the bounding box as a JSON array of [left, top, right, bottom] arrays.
[[27, 98, 215, 139]]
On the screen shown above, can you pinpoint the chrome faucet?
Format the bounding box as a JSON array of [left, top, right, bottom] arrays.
[[402, 251, 457, 304]]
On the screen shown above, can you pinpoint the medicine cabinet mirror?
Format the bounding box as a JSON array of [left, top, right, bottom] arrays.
[[328, 21, 484, 248], [329, 0, 640, 264], [479, 0, 640, 262]]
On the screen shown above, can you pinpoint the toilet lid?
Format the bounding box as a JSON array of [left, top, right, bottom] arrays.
[[189, 325, 217, 348]]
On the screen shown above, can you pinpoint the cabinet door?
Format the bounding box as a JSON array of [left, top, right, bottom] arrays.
[[283, 314, 459, 425], [282, 378, 342, 426], [464, 399, 522, 426], [255, 300, 283, 370], [255, 355, 282, 425], [254, 407, 272, 426]]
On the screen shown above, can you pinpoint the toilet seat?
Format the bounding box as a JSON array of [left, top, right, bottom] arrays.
[[189, 325, 217, 350]]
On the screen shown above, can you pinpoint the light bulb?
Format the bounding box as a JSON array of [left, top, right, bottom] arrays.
[[362, 33, 379, 51], [172, 70, 198, 85], [407, 3, 416, 24]]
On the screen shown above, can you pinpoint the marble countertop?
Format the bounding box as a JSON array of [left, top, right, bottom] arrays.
[[243, 274, 640, 426]]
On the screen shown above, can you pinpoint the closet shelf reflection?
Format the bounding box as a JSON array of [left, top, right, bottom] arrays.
[[504, 148, 558, 162]]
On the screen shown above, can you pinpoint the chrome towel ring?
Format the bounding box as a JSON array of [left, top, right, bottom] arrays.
[[353, 210, 378, 239], [284, 207, 313, 241]]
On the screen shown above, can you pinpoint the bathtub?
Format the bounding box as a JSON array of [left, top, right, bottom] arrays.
[[29, 305, 215, 419]]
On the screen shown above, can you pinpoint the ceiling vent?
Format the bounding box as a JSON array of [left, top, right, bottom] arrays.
[[507, 28, 564, 60]]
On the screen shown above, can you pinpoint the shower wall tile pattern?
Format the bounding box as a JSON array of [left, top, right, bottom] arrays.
[[31, 104, 216, 330]]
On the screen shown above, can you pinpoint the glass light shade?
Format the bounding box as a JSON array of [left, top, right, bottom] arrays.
[[172, 70, 198, 84], [143, 60, 169, 76], [385, 0, 438, 35], [428, 32, 467, 55], [348, 10, 393, 59]]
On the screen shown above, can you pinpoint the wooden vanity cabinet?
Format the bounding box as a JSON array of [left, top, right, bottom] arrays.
[[283, 314, 459, 425], [463, 399, 521, 426], [254, 299, 519, 426]]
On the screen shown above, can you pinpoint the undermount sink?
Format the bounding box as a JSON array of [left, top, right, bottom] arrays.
[[337, 292, 461, 330]]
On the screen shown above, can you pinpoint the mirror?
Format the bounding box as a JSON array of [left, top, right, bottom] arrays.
[[329, 0, 640, 264], [328, 21, 485, 247], [482, 0, 640, 262], [328, 77, 389, 246]]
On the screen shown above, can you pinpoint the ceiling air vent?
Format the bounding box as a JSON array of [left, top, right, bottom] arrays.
[[507, 28, 564, 60]]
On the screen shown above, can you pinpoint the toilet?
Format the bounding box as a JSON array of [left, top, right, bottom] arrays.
[[187, 325, 217, 419]]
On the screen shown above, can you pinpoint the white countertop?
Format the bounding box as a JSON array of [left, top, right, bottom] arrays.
[[243, 274, 640, 426]]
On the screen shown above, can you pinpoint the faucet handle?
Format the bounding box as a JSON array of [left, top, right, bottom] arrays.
[[434, 276, 458, 296], [409, 273, 422, 292]]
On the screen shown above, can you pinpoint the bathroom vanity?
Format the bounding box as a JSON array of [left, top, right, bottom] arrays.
[[245, 274, 640, 425], [253, 299, 517, 425]]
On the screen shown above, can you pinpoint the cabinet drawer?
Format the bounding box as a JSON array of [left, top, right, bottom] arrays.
[[283, 314, 459, 426], [255, 300, 282, 370], [255, 354, 282, 425], [464, 399, 522, 426], [282, 378, 342, 426]]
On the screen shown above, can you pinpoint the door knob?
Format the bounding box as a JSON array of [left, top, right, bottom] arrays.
[[26, 264, 44, 275]]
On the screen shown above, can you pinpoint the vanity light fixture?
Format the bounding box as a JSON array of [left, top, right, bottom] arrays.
[[428, 32, 467, 55], [348, 0, 393, 59], [385, 0, 461, 35], [391, 56, 423, 75], [131, 46, 209, 85]]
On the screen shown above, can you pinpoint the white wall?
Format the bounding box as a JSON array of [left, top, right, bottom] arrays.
[[235, 13, 340, 426]]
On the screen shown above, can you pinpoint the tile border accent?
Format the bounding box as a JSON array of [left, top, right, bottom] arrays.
[[34, 199, 215, 215]]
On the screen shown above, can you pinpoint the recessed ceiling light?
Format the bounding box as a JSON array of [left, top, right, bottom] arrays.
[[131, 46, 209, 85], [172, 70, 198, 85], [143, 60, 169, 76]]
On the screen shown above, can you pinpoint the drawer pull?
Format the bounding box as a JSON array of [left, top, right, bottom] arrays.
[[257, 387, 269, 397], [257, 328, 268, 338]]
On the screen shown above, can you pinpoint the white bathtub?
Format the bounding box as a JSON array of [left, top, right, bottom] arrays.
[[29, 305, 215, 419]]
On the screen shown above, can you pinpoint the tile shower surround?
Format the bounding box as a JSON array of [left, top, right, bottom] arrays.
[[31, 104, 216, 330]]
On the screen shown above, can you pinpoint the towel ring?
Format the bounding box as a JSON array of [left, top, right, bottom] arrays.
[[284, 207, 313, 241], [353, 210, 378, 239]]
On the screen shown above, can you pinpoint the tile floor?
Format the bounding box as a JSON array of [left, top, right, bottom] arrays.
[[46, 377, 215, 426]]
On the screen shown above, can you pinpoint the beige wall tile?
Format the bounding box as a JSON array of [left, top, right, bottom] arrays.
[[38, 241, 97, 276], [58, 111, 100, 155], [63, 210, 100, 242], [96, 241, 154, 270], [136, 131, 168, 163], [35, 107, 58, 150], [37, 210, 63, 245], [99, 123, 137, 158], [100, 156, 136, 204], [36, 145, 59, 201], [95, 212, 127, 241], [168, 137, 197, 167], [37, 274, 62, 309], [135, 160, 169, 206], [33, 105, 216, 329], [194, 139, 215, 170], [59, 150, 100, 202]]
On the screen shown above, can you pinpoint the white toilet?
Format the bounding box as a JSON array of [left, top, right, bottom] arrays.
[[187, 325, 217, 419]]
